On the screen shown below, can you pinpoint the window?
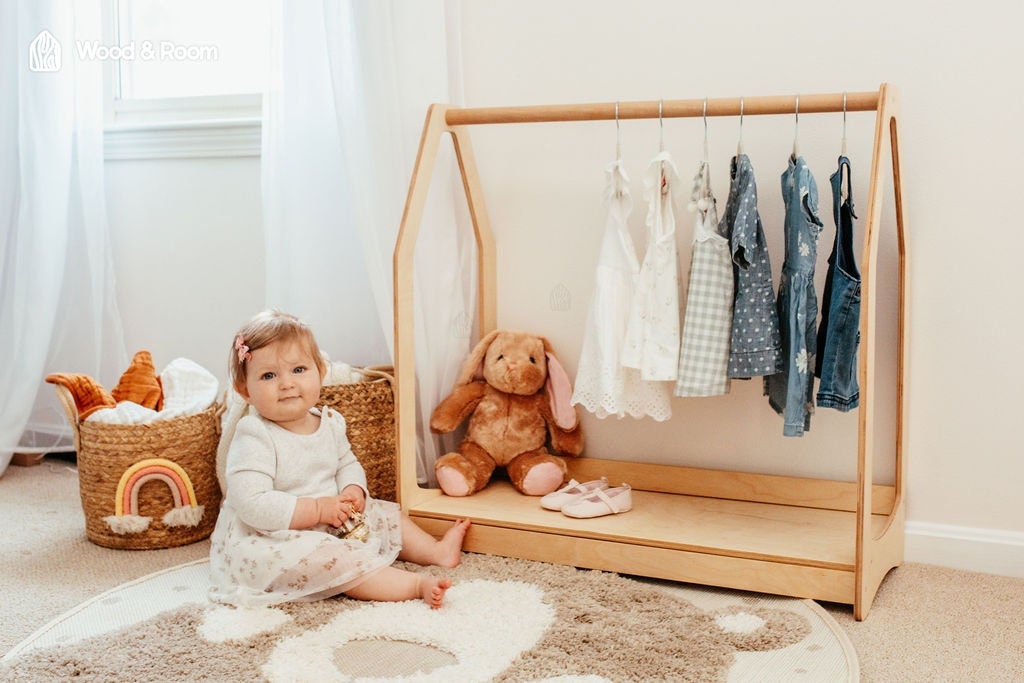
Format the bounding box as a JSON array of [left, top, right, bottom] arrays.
[[103, 0, 272, 159]]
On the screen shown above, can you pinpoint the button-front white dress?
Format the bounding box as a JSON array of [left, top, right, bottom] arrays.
[[621, 151, 682, 383]]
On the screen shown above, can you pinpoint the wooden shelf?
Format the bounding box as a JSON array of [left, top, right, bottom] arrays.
[[411, 481, 895, 570], [406, 464, 901, 606]]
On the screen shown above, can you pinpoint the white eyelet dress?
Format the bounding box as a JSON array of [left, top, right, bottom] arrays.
[[571, 160, 672, 421], [675, 161, 734, 397], [621, 150, 682, 383]]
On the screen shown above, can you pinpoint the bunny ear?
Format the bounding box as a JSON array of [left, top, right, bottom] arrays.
[[454, 330, 501, 386], [545, 352, 578, 430]]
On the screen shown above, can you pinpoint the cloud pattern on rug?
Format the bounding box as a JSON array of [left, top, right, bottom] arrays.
[[262, 580, 553, 682], [0, 554, 811, 682]]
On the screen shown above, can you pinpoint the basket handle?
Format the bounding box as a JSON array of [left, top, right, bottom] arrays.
[[51, 383, 83, 454], [212, 393, 228, 436], [357, 365, 395, 386]]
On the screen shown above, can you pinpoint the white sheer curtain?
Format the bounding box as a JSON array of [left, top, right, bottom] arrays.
[[0, 0, 127, 476], [262, 0, 476, 485]]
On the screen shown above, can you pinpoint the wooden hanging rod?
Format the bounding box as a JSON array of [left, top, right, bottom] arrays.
[[444, 90, 879, 126]]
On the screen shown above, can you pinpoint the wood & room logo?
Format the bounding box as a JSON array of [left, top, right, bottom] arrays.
[[28, 30, 61, 72], [28, 28, 219, 72]]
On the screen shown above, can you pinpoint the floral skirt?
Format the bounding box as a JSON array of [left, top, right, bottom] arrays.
[[209, 497, 402, 607]]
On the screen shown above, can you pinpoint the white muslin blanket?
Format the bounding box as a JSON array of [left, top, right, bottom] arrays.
[[87, 358, 219, 425]]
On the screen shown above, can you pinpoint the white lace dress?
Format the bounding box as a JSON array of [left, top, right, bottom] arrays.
[[675, 161, 734, 397], [621, 150, 682, 382], [209, 407, 402, 607], [571, 160, 672, 421]]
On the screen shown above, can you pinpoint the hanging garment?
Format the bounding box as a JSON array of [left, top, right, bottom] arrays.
[[815, 155, 862, 411], [675, 161, 734, 397], [721, 154, 782, 379], [621, 150, 682, 382], [765, 155, 824, 436], [572, 160, 673, 421]]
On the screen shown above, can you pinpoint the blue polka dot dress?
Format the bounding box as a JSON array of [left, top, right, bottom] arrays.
[[720, 154, 782, 379]]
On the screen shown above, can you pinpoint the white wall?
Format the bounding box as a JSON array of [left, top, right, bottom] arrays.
[[102, 0, 1024, 576], [104, 156, 264, 386], [452, 0, 1024, 574]]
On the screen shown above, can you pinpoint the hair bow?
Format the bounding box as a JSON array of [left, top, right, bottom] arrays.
[[234, 334, 251, 362]]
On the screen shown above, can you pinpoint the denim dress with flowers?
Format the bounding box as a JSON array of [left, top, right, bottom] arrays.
[[765, 156, 823, 436]]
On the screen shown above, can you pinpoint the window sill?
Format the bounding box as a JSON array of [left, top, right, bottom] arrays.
[[104, 117, 262, 161]]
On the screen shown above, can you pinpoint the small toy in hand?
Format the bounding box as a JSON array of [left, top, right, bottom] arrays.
[[430, 329, 584, 497], [331, 504, 369, 542]]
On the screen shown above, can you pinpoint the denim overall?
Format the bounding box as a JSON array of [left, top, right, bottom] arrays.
[[814, 156, 861, 410], [765, 155, 823, 436]]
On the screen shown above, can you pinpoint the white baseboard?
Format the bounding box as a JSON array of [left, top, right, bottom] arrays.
[[905, 521, 1024, 578]]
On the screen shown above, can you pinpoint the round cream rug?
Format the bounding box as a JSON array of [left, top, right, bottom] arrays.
[[2, 553, 857, 682]]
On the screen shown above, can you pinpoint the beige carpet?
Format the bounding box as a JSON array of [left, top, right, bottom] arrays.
[[821, 563, 1024, 681], [2, 457, 1022, 680]]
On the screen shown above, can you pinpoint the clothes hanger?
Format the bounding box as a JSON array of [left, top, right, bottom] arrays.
[[737, 96, 745, 156], [658, 98, 667, 193], [695, 98, 711, 212], [841, 92, 848, 156], [703, 97, 710, 163], [658, 98, 665, 152], [614, 100, 623, 198], [792, 94, 800, 160], [841, 92, 850, 201], [615, 101, 622, 160]]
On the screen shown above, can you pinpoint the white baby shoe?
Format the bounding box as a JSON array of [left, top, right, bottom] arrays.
[[540, 477, 609, 511], [560, 483, 632, 518]]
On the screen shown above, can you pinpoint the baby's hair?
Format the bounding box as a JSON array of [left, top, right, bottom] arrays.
[[229, 309, 327, 394]]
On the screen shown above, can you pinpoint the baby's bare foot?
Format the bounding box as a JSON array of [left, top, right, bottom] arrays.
[[436, 519, 471, 568], [421, 576, 452, 609]]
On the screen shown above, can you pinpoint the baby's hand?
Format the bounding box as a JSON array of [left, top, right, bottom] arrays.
[[339, 484, 366, 513], [315, 496, 352, 527]]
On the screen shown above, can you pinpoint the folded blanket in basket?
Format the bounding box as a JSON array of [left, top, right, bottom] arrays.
[[89, 357, 218, 424], [158, 358, 220, 417], [48, 352, 219, 425]]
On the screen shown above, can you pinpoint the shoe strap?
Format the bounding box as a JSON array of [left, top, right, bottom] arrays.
[[593, 486, 625, 514], [558, 479, 580, 494]]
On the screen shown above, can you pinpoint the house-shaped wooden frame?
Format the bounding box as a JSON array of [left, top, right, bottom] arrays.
[[393, 84, 906, 620]]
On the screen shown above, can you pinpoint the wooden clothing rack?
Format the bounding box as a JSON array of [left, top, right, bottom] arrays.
[[393, 83, 906, 620]]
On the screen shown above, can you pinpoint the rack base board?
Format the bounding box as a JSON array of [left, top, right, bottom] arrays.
[[405, 459, 903, 610]]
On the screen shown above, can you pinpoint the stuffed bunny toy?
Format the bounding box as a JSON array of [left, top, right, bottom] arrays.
[[430, 329, 584, 496]]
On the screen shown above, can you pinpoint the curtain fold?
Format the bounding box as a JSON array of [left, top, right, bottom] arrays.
[[0, 0, 127, 476], [263, 0, 475, 486]]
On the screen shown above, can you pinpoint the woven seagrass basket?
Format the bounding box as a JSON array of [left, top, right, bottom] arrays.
[[53, 384, 224, 550], [319, 366, 397, 502]]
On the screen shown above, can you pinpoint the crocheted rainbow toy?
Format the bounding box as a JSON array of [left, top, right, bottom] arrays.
[[103, 457, 205, 534]]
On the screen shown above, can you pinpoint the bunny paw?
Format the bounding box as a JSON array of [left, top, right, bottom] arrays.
[[436, 466, 472, 497], [520, 462, 565, 496]]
